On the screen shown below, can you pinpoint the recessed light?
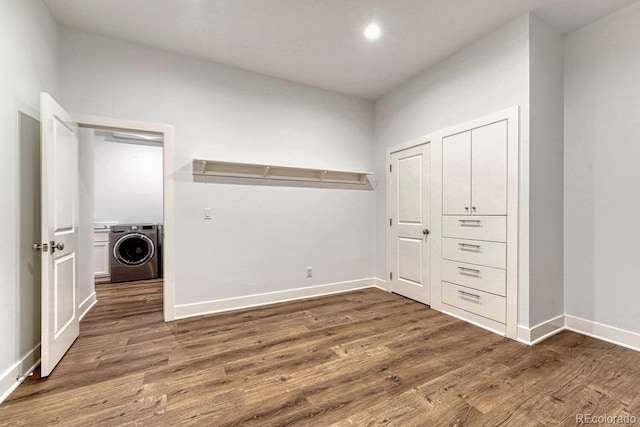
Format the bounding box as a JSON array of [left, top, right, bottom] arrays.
[[364, 23, 381, 40]]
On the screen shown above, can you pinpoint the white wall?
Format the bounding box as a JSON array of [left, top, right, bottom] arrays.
[[528, 16, 564, 327], [93, 135, 163, 225], [0, 0, 58, 401], [374, 15, 531, 324], [58, 28, 375, 307], [564, 1, 640, 334]]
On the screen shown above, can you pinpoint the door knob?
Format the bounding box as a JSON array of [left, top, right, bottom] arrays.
[[422, 229, 430, 236], [32, 243, 49, 252], [50, 241, 64, 253]]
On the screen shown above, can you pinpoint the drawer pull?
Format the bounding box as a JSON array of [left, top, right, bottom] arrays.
[[458, 266, 481, 274], [458, 219, 481, 226], [458, 243, 481, 249], [458, 290, 481, 299]]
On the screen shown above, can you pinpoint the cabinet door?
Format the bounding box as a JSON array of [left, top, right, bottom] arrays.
[[94, 240, 110, 277], [471, 121, 507, 215], [442, 131, 471, 215]]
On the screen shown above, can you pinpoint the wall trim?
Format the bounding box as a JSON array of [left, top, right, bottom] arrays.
[[565, 315, 640, 352], [174, 278, 377, 319], [0, 345, 40, 405], [78, 291, 97, 321], [516, 315, 640, 352], [373, 277, 390, 291], [442, 303, 506, 336], [517, 314, 565, 346]]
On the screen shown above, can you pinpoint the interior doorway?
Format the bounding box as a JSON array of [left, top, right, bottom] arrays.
[[15, 94, 176, 380], [73, 114, 175, 322], [386, 142, 432, 306], [78, 125, 165, 320]]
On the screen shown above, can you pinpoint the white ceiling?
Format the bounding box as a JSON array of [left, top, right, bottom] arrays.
[[43, 0, 635, 100]]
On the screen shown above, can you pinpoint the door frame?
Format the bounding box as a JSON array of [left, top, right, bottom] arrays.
[[386, 135, 442, 310], [72, 113, 176, 321]]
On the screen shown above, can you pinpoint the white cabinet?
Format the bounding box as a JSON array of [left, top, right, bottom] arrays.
[[442, 282, 506, 324], [438, 111, 517, 339], [442, 131, 471, 215], [94, 230, 110, 282], [442, 120, 507, 216], [387, 108, 518, 339], [442, 216, 506, 242]]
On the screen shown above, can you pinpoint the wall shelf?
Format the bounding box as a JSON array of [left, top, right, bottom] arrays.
[[192, 159, 373, 189]]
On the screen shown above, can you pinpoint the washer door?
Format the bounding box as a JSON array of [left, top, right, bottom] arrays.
[[113, 233, 155, 266]]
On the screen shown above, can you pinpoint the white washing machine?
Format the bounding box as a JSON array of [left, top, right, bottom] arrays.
[[109, 224, 161, 283]]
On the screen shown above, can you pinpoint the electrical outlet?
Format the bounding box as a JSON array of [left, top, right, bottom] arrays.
[[203, 208, 212, 220], [306, 267, 313, 278]]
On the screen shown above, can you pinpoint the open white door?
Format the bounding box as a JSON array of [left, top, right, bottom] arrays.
[[38, 93, 79, 377], [388, 143, 431, 305]]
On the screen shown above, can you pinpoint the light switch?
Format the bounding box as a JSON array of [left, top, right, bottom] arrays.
[[203, 208, 212, 220]]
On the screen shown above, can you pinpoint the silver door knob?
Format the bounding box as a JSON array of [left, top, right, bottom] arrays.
[[33, 243, 49, 252], [50, 241, 64, 253]]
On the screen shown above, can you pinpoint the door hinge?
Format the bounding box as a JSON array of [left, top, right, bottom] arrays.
[[390, 272, 393, 280], [389, 218, 392, 226], [389, 164, 392, 173]]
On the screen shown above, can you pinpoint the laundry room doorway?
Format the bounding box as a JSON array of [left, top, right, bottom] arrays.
[[34, 94, 175, 377], [80, 125, 163, 302], [74, 113, 176, 324]]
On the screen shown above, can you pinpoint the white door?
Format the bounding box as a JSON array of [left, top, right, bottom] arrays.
[[471, 120, 507, 215], [442, 131, 471, 215], [388, 143, 431, 305], [39, 93, 79, 377]]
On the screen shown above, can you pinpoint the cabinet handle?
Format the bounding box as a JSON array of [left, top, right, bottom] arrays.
[[472, 207, 476, 212], [458, 290, 481, 299], [458, 219, 481, 227], [458, 243, 481, 249], [465, 207, 469, 212], [458, 266, 481, 274]]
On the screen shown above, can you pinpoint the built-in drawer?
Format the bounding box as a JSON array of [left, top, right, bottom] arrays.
[[442, 260, 506, 296], [442, 216, 506, 242], [442, 281, 506, 323], [442, 238, 506, 269]]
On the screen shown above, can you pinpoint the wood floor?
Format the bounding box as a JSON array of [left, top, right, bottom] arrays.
[[1, 282, 639, 426]]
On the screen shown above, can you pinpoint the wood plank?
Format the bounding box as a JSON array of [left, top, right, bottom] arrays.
[[1, 280, 640, 426]]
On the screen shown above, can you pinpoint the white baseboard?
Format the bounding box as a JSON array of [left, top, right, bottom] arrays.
[[517, 314, 565, 346], [516, 314, 640, 352], [0, 345, 40, 405], [441, 303, 507, 336], [373, 277, 390, 291], [79, 291, 97, 321], [565, 315, 640, 352], [174, 278, 377, 319]]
